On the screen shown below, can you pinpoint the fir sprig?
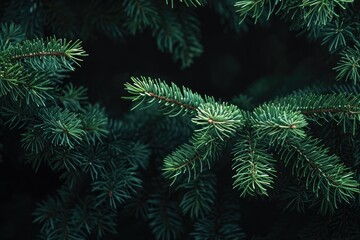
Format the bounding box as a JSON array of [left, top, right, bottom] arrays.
[[8, 37, 87, 71], [124, 76, 212, 114], [274, 92, 360, 134], [278, 138, 360, 212], [334, 45, 360, 84], [232, 129, 277, 197], [125, 76, 360, 211]]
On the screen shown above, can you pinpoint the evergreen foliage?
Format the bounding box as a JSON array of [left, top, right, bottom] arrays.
[[1, 0, 207, 68], [125, 76, 360, 214], [3, 0, 360, 239], [235, 0, 360, 84]]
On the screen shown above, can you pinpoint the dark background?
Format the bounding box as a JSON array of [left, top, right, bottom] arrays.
[[0, 6, 332, 239]]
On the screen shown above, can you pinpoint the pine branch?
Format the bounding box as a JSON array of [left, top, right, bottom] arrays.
[[235, 0, 279, 23], [163, 143, 205, 184], [125, 76, 244, 140], [80, 104, 109, 144], [37, 107, 85, 149], [235, 0, 354, 28], [21, 125, 46, 154], [334, 44, 360, 84], [8, 37, 87, 71], [192, 102, 244, 141], [0, 24, 87, 108], [275, 92, 360, 134], [124, 76, 211, 115], [178, 171, 216, 218], [251, 104, 308, 146], [125, 77, 360, 214], [55, 83, 88, 110], [92, 162, 142, 209], [0, 64, 54, 106], [278, 138, 360, 212], [321, 19, 356, 53], [232, 129, 277, 197], [73, 144, 107, 181]]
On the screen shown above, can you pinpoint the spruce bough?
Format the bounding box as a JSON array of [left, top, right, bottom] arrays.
[[125, 76, 360, 213]]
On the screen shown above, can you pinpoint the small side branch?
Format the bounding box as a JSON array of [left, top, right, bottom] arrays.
[[289, 143, 339, 187], [147, 92, 197, 111], [11, 51, 68, 60], [301, 108, 360, 115]]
